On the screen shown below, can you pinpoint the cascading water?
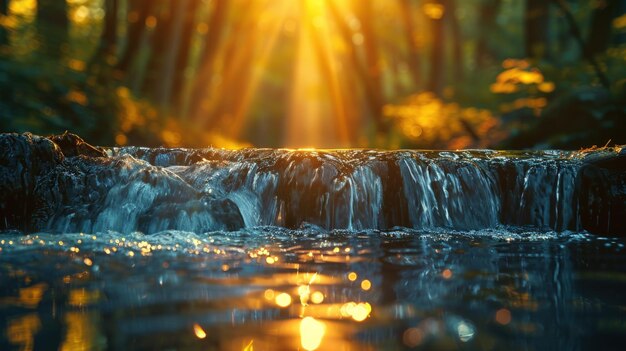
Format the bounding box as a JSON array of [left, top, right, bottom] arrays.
[[44, 147, 585, 234], [3, 133, 622, 235]]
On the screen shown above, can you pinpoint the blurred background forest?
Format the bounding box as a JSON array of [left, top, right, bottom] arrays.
[[0, 0, 625, 149]]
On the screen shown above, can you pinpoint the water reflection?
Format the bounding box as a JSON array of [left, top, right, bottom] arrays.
[[7, 314, 40, 351], [300, 317, 325, 350], [0, 229, 625, 350]]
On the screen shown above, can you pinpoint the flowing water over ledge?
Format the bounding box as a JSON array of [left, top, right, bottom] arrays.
[[1, 133, 625, 350]]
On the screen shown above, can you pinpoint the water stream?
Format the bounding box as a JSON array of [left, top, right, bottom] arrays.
[[1, 144, 625, 350]]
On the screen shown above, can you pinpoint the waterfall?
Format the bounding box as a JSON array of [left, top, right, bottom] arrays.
[[7, 133, 620, 235], [43, 148, 583, 234]]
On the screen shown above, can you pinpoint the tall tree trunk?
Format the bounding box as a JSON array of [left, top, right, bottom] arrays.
[[399, 0, 421, 88], [307, 8, 351, 145], [116, 0, 153, 74], [326, 0, 387, 134], [189, 0, 227, 123], [0, 0, 9, 46], [142, 1, 174, 97], [171, 0, 201, 112], [208, 8, 257, 135], [525, 0, 550, 60], [476, 0, 501, 67], [447, 0, 463, 82], [36, 0, 69, 58], [155, 0, 189, 115], [586, 0, 617, 56], [552, 0, 610, 88], [92, 0, 119, 65], [427, 0, 445, 96], [356, 0, 387, 133]]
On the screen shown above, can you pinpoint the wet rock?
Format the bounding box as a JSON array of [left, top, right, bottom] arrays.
[[579, 150, 626, 235], [0, 133, 64, 231], [0, 132, 245, 234], [47, 131, 107, 158], [1, 132, 625, 236]]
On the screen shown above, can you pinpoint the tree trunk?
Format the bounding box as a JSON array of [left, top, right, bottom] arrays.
[[189, 0, 227, 123], [586, 0, 617, 56], [93, 0, 119, 64], [326, 0, 387, 134], [427, 0, 445, 96], [208, 9, 257, 135], [116, 0, 153, 74], [142, 1, 174, 97], [447, 0, 463, 82], [399, 0, 421, 88], [36, 0, 69, 58], [356, 0, 387, 133], [525, 0, 550, 60], [155, 0, 189, 114], [476, 0, 501, 67], [0, 0, 9, 46], [171, 0, 201, 112]]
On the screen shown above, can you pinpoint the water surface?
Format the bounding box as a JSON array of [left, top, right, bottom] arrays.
[[1, 227, 625, 350]]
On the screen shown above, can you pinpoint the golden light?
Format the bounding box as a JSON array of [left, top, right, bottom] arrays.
[[68, 289, 100, 307], [442, 269, 452, 279], [351, 303, 371, 322], [360, 279, 371, 291], [347, 272, 357, 282], [298, 285, 311, 306], [495, 308, 512, 325], [193, 323, 207, 339], [300, 317, 326, 351], [83, 258, 93, 266], [423, 3, 445, 19], [7, 314, 41, 350], [311, 291, 325, 304], [275, 292, 292, 307], [264, 289, 276, 300]]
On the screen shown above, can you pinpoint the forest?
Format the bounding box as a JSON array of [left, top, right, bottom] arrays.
[[0, 0, 625, 149]]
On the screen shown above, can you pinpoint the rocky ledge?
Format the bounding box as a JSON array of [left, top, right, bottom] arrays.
[[0, 132, 244, 233], [0, 132, 624, 236]]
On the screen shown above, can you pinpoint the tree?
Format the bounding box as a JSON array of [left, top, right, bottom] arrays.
[[36, 0, 69, 58], [399, 0, 422, 88], [142, 1, 175, 97], [586, 0, 618, 56], [155, 0, 189, 114], [326, 0, 388, 134], [356, 0, 386, 128], [188, 0, 228, 124], [427, 0, 445, 95], [93, 0, 119, 63], [447, 0, 463, 81], [476, 0, 502, 67], [116, 0, 154, 74], [171, 0, 202, 112], [0, 0, 9, 46], [525, 0, 550, 60]]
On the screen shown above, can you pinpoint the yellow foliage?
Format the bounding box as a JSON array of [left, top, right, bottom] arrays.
[[422, 3, 445, 20], [613, 13, 626, 30], [384, 92, 503, 148], [67, 59, 86, 72], [66, 90, 88, 106]]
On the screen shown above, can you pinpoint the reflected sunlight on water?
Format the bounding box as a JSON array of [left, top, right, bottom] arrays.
[[300, 317, 326, 350], [0, 228, 626, 350], [7, 314, 40, 351]]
